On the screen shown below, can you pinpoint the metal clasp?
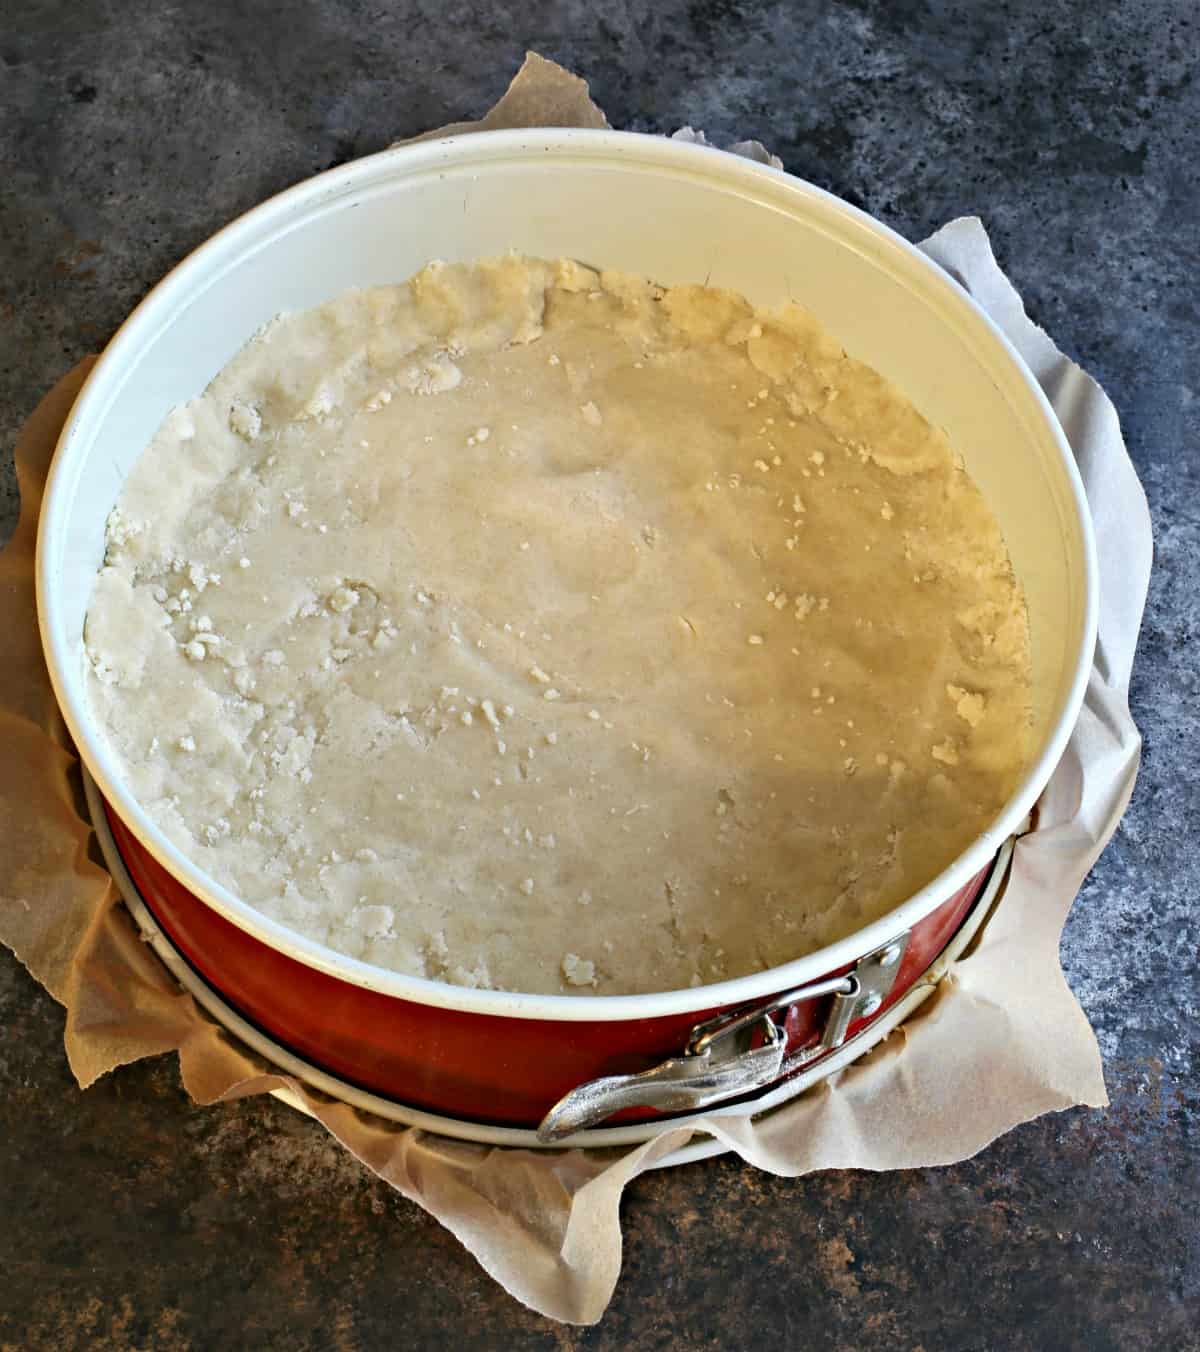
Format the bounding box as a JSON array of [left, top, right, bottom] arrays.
[[686, 972, 856, 1059], [536, 933, 910, 1142]]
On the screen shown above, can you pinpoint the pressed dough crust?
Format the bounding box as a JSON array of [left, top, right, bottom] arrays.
[[85, 256, 1032, 996]]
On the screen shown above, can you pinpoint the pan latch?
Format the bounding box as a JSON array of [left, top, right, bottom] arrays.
[[536, 933, 910, 1143]]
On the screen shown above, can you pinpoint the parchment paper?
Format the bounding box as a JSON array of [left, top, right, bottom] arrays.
[[0, 54, 1151, 1325]]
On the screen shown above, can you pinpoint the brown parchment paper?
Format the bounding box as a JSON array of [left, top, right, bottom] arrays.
[[0, 55, 1152, 1325]]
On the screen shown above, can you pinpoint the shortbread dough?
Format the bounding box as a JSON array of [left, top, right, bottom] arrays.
[[85, 255, 1032, 995]]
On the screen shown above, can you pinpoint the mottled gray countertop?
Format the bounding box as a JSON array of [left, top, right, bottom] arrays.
[[1, 2, 1197, 1347]]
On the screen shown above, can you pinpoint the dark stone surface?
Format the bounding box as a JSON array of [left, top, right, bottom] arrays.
[[1, 1, 1197, 1346]]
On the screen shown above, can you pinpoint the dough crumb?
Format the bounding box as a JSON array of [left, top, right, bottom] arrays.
[[404, 356, 462, 396], [229, 400, 262, 440], [356, 904, 396, 938], [562, 953, 597, 986], [931, 739, 960, 766], [947, 683, 987, 727], [329, 586, 360, 613]]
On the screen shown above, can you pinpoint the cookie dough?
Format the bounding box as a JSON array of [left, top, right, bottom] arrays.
[[85, 255, 1032, 995]]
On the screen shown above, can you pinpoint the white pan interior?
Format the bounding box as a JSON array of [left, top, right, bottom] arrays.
[[37, 129, 1096, 1018]]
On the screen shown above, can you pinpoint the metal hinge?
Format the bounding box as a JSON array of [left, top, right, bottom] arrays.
[[536, 932, 910, 1142]]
